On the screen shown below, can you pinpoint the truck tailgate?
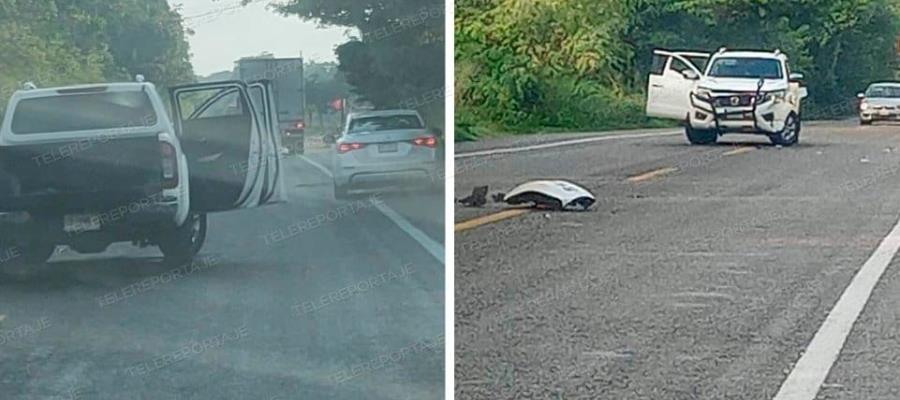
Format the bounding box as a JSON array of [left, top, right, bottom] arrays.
[[0, 135, 163, 213]]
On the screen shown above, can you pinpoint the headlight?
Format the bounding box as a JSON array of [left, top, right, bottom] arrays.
[[860, 102, 869, 111], [695, 88, 713, 100], [760, 90, 787, 103]]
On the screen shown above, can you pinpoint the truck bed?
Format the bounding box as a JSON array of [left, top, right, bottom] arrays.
[[0, 135, 162, 213]]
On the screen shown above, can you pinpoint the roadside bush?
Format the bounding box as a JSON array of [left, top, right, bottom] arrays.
[[456, 0, 900, 140]]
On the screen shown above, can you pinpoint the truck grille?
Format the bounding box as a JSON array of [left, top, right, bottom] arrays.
[[713, 94, 755, 107]]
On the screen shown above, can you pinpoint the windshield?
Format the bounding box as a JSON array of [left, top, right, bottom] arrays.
[[348, 114, 423, 133], [866, 85, 900, 98], [707, 57, 783, 79], [11, 91, 157, 134]]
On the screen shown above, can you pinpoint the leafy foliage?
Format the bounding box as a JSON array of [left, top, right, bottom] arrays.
[[457, 0, 900, 139], [271, 0, 445, 126], [0, 0, 194, 111], [304, 61, 352, 130]]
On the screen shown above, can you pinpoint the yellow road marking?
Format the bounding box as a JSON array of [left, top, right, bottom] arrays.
[[723, 146, 756, 156], [626, 167, 678, 182], [455, 209, 530, 232]]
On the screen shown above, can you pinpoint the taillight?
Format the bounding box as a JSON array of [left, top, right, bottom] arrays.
[[337, 142, 365, 153], [412, 136, 437, 148], [293, 120, 305, 130], [160, 141, 178, 189]]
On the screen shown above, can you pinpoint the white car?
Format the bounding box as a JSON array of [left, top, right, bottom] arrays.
[[0, 78, 283, 265], [858, 82, 900, 125], [330, 110, 438, 199], [646, 48, 808, 146]]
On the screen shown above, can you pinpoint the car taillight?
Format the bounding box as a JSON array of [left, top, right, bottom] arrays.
[[293, 120, 305, 130], [337, 142, 365, 153], [412, 136, 437, 148], [160, 141, 178, 189]]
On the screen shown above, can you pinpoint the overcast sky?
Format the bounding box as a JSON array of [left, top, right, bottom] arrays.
[[169, 0, 354, 76]]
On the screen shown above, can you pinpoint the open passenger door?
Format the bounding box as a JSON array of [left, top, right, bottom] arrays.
[[247, 80, 285, 205], [169, 81, 281, 212], [646, 50, 710, 120]]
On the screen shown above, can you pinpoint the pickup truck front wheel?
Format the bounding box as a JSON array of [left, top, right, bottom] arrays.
[[685, 125, 718, 145], [158, 213, 207, 266], [769, 113, 800, 146]]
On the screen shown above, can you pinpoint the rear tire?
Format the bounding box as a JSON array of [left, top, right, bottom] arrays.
[[158, 213, 207, 266], [22, 242, 56, 265], [295, 135, 305, 155], [12, 214, 60, 265], [333, 181, 349, 200], [769, 113, 800, 146], [685, 125, 718, 145], [860, 119, 872, 126]]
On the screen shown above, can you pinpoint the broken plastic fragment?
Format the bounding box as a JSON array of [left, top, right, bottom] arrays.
[[503, 180, 595, 211], [458, 186, 488, 207]]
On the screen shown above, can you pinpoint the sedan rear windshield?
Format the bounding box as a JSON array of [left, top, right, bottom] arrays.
[[707, 57, 783, 79], [11, 90, 158, 135], [348, 115, 423, 133], [866, 86, 900, 98]]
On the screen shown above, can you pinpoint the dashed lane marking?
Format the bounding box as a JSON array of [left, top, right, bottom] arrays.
[[454, 209, 530, 232]]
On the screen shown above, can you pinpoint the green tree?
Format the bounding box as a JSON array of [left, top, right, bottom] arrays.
[[456, 0, 900, 138], [304, 61, 352, 129], [0, 0, 194, 111], [262, 0, 445, 125]]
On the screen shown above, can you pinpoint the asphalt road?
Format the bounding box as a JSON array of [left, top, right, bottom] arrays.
[[0, 147, 444, 400], [455, 121, 900, 399]]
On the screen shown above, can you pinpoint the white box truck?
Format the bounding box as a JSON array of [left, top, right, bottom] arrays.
[[236, 56, 307, 154]]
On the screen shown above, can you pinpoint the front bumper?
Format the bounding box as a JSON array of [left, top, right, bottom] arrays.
[[689, 94, 786, 134], [860, 110, 900, 122]]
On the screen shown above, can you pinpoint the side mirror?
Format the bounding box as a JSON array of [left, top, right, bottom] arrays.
[[789, 73, 805, 83], [857, 92, 866, 99], [323, 133, 337, 144], [681, 70, 700, 80]]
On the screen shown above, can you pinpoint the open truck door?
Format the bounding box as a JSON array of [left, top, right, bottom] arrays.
[[170, 81, 281, 212], [646, 50, 710, 120], [247, 80, 285, 205]]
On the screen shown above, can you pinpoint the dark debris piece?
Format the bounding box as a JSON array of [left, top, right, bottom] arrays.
[[458, 186, 489, 207]]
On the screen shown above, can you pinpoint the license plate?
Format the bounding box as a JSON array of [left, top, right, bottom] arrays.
[[378, 143, 398, 153], [64, 214, 101, 233]]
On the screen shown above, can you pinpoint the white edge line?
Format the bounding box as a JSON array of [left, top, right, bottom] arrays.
[[299, 155, 333, 178], [298, 155, 445, 265], [370, 200, 445, 264], [455, 130, 681, 159], [773, 216, 900, 400]]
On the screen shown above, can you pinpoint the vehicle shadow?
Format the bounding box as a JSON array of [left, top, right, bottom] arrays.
[[643, 137, 832, 149], [0, 252, 203, 291]]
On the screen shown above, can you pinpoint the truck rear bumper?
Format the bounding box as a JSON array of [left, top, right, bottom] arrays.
[[0, 203, 179, 236]]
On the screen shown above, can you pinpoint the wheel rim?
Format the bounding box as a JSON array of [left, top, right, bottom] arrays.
[[783, 116, 798, 142], [189, 214, 202, 247]]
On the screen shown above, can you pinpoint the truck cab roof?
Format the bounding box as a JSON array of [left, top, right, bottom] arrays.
[[1, 82, 169, 145], [713, 50, 787, 61], [12, 82, 156, 99]]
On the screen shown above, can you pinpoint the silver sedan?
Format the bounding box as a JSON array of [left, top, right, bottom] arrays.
[[331, 110, 438, 199]]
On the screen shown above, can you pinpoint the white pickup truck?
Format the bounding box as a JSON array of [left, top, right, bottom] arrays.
[[0, 78, 284, 265], [646, 48, 808, 146]]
